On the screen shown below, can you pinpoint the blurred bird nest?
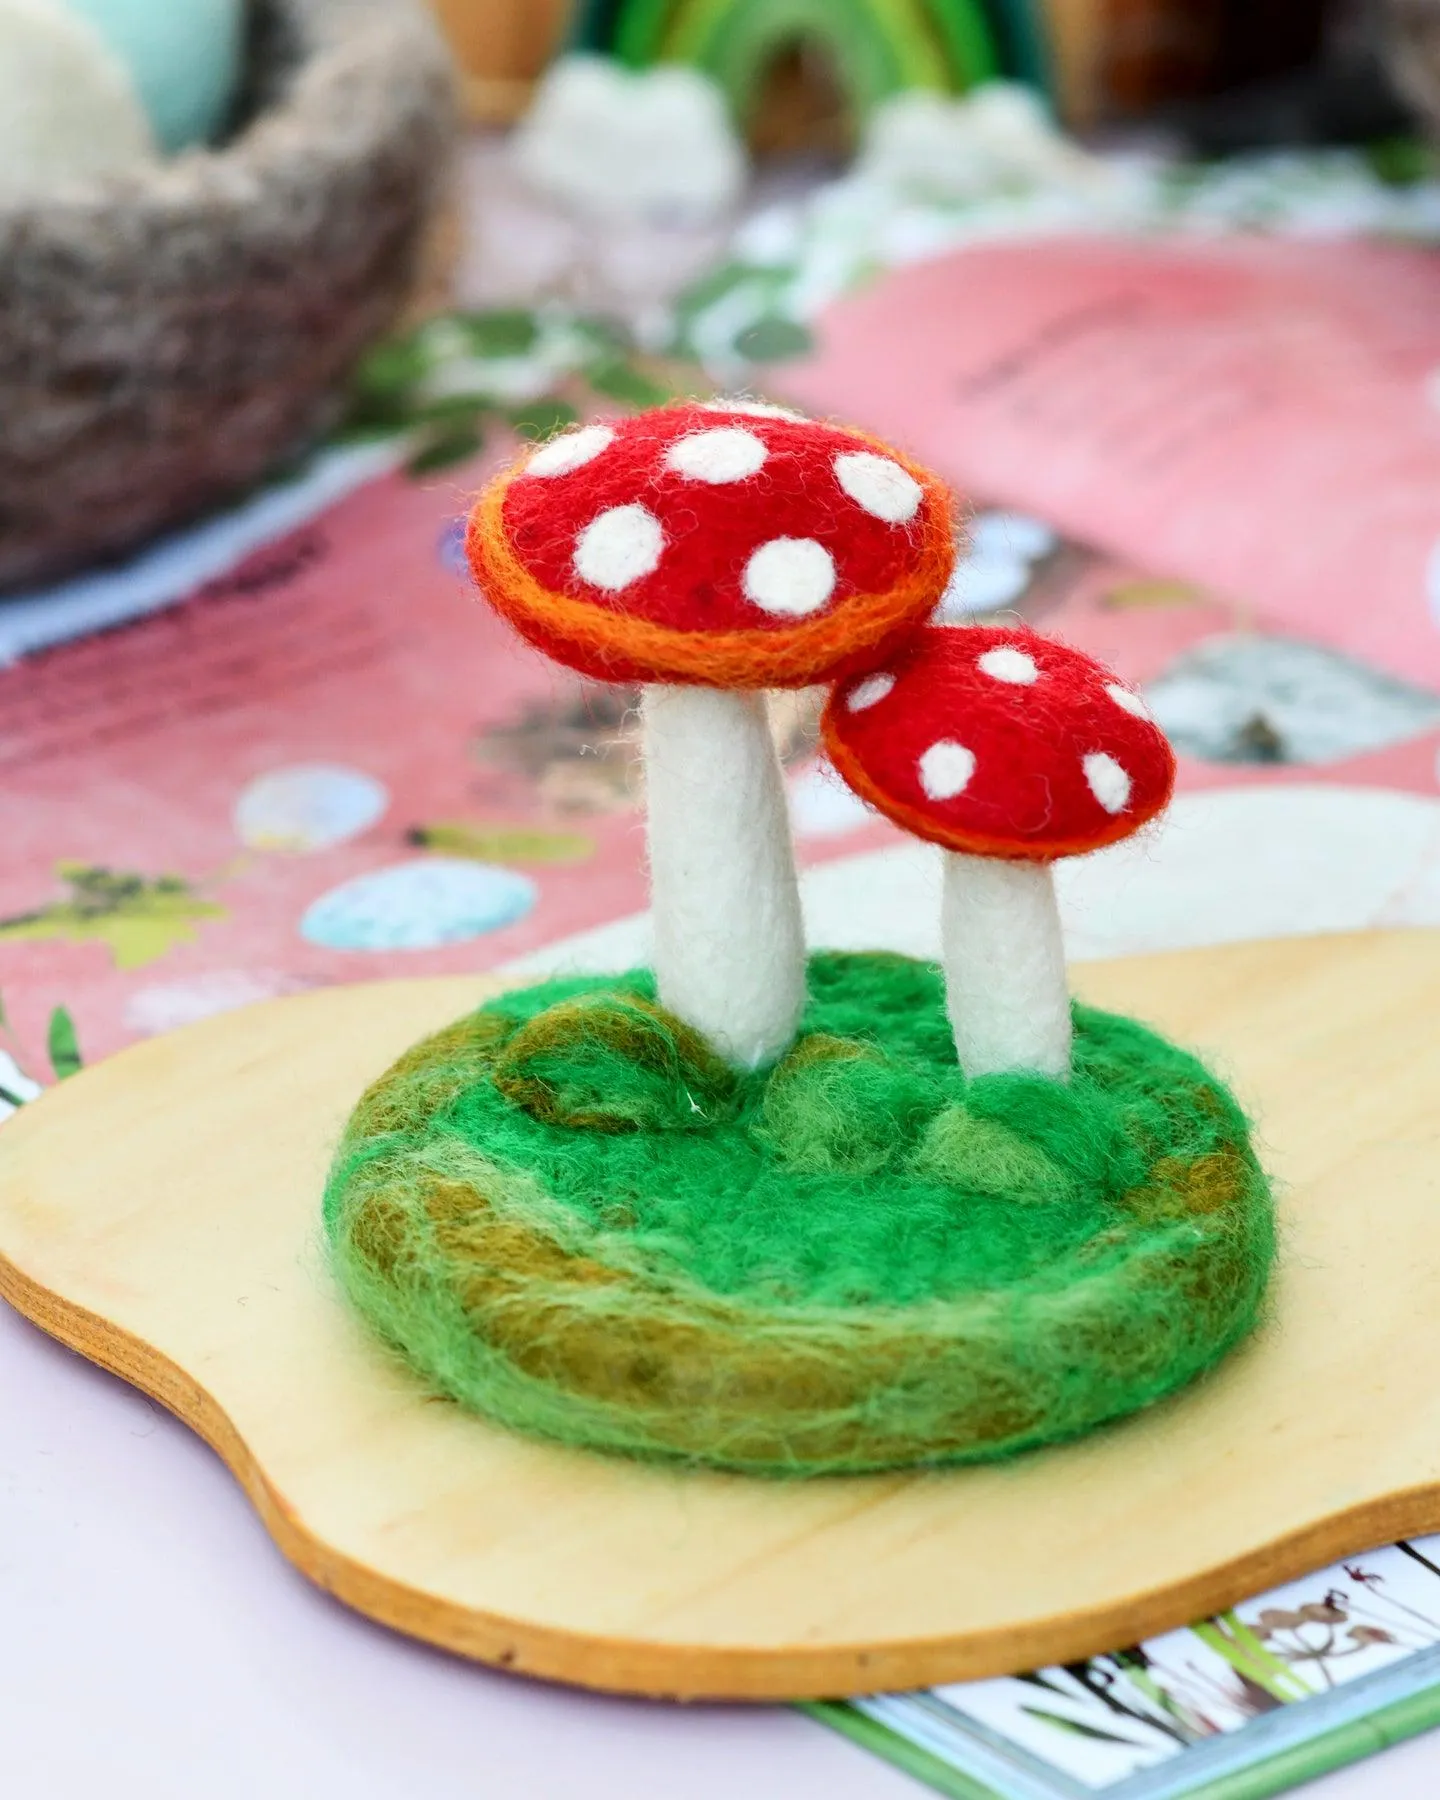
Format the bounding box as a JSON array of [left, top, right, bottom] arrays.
[[1387, 0, 1440, 135], [0, 0, 456, 592]]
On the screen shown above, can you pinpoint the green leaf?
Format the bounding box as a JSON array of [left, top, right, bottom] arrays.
[[673, 259, 770, 324], [339, 389, 414, 434], [1192, 1614, 1311, 1703], [734, 316, 813, 363], [407, 424, 484, 476], [460, 309, 540, 357], [328, 417, 402, 446], [414, 395, 490, 430], [507, 398, 581, 441], [0, 866, 225, 970], [1019, 1707, 1143, 1747], [351, 335, 428, 403], [409, 821, 595, 864], [48, 1006, 82, 1081], [1364, 136, 1433, 187], [569, 315, 630, 358], [586, 359, 672, 409]]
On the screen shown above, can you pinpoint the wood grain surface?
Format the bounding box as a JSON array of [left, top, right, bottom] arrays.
[[2, 932, 1439, 1701]]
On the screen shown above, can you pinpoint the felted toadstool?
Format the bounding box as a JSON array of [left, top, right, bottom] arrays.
[[467, 400, 956, 1067], [822, 624, 1175, 1081]]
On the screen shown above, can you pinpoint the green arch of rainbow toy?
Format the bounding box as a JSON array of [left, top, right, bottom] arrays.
[[572, 0, 1052, 124]]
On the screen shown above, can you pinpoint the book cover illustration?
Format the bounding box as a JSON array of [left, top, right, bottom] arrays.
[[821, 1538, 1440, 1799]]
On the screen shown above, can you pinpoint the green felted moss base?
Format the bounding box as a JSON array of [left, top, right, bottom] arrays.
[[323, 953, 1275, 1476]]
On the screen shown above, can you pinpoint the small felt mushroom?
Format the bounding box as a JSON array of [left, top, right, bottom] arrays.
[[821, 624, 1175, 1081], [467, 401, 955, 1067]]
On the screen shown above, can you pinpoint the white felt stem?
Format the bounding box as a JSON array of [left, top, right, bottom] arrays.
[[941, 852, 1072, 1081], [642, 685, 806, 1069]]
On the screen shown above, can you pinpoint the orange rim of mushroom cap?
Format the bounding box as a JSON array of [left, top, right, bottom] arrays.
[[465, 402, 957, 689]]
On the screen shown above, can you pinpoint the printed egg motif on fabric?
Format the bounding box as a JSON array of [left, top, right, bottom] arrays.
[[820, 625, 1176, 861], [499, 403, 941, 636]]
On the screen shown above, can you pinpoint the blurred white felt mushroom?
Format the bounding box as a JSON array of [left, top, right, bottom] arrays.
[[855, 83, 1106, 203], [0, 0, 156, 193], [512, 54, 746, 225]]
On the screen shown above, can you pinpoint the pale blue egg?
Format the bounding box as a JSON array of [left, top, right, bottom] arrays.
[[60, 0, 244, 150], [968, 510, 1058, 563], [301, 858, 538, 953]]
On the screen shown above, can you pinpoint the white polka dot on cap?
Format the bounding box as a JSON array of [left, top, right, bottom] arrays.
[[665, 427, 768, 485], [919, 740, 976, 801], [701, 399, 806, 421], [834, 451, 923, 524], [847, 672, 895, 712], [743, 538, 836, 617], [1106, 682, 1151, 719], [573, 504, 665, 591], [525, 425, 615, 478], [978, 646, 1039, 685], [1084, 751, 1132, 814]]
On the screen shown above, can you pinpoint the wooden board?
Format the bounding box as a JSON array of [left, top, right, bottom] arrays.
[[3, 930, 1440, 1701]]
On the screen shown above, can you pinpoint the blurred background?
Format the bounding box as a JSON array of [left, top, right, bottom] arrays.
[[8, 2, 1440, 1052], [3, 0, 1438, 597], [10, 0, 1440, 1060]]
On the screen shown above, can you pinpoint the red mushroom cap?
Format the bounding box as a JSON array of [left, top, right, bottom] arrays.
[[821, 625, 1175, 861], [465, 400, 956, 688]]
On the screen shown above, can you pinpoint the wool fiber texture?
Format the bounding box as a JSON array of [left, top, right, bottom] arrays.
[[325, 952, 1275, 1477], [942, 853, 1072, 1079], [465, 402, 956, 687], [643, 684, 806, 1067], [824, 624, 1175, 860]]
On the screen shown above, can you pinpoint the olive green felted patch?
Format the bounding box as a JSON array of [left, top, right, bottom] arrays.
[[323, 952, 1275, 1476]]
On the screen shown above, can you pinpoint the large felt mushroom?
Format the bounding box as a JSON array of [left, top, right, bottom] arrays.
[[822, 624, 1175, 1081], [467, 401, 955, 1067]]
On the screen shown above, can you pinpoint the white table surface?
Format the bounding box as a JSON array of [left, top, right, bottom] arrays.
[[2, 1301, 917, 1799], [2, 1252, 1435, 1799]]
